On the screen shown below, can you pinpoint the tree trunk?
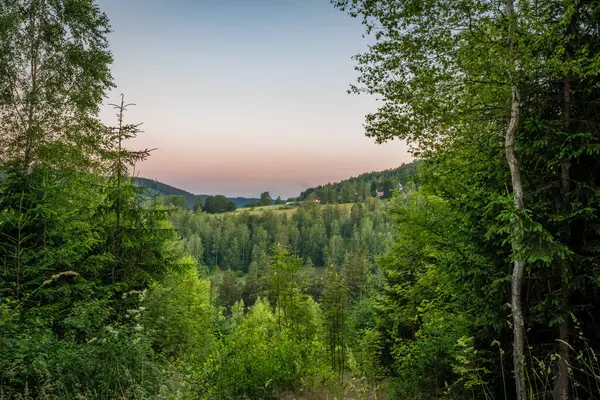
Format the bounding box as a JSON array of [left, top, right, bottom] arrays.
[[554, 77, 572, 400], [507, 87, 527, 400], [556, 299, 569, 400], [24, 0, 42, 174], [504, 2, 527, 399]]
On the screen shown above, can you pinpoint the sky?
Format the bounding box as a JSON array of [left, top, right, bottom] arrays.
[[97, 0, 411, 199]]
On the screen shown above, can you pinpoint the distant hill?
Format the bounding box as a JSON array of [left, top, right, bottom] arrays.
[[297, 161, 420, 203], [132, 177, 260, 209], [133, 161, 419, 210], [133, 177, 197, 208]]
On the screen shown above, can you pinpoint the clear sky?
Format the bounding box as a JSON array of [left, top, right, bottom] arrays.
[[97, 0, 411, 199]]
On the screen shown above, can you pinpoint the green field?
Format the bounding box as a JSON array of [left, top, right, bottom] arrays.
[[228, 202, 356, 217], [234, 204, 289, 212]]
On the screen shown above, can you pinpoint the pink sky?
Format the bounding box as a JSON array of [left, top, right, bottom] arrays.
[[97, 0, 412, 198]]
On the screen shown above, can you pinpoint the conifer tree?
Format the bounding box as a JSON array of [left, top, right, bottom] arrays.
[[322, 266, 348, 378], [267, 245, 302, 329], [98, 95, 177, 291], [218, 267, 241, 311]]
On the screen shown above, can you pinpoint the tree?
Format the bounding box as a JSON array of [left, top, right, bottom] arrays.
[[102, 95, 157, 285], [374, 192, 500, 398], [275, 196, 284, 205], [211, 227, 222, 267], [0, 2, 188, 392], [259, 191, 272, 206], [324, 235, 345, 267], [223, 237, 241, 271], [203, 195, 236, 214], [217, 268, 241, 311], [341, 249, 369, 301], [242, 261, 265, 307], [381, 179, 393, 199], [238, 224, 251, 269], [142, 261, 215, 362], [340, 184, 354, 203], [322, 266, 348, 378], [502, 2, 527, 396], [185, 234, 203, 264], [0, 0, 114, 172], [332, 1, 600, 398], [0, 0, 115, 307], [267, 245, 302, 329], [193, 197, 204, 212], [158, 195, 186, 209]]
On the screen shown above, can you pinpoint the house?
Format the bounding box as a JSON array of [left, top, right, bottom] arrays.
[[312, 196, 321, 203]]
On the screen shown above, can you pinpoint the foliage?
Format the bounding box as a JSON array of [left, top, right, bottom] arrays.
[[217, 268, 242, 311], [157, 195, 187, 210], [0, 79, 185, 400], [259, 191, 273, 206], [202, 297, 333, 399], [142, 259, 215, 363], [299, 161, 419, 203], [169, 198, 394, 273], [133, 177, 261, 210], [202, 194, 237, 214], [3, 0, 600, 398], [331, 0, 600, 398], [322, 266, 349, 377], [0, 0, 114, 172]]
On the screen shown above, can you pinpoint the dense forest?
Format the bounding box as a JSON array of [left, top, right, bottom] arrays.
[[2, 0, 600, 399], [170, 199, 394, 273], [298, 161, 419, 203]]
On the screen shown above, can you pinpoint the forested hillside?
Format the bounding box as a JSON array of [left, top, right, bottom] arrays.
[[133, 177, 198, 208], [2, 0, 600, 400], [171, 199, 394, 273], [298, 161, 418, 203], [133, 177, 260, 209]]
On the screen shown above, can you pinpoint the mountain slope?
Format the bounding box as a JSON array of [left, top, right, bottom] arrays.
[[134, 160, 419, 210], [133, 177, 198, 208], [297, 160, 419, 203], [132, 177, 260, 209]]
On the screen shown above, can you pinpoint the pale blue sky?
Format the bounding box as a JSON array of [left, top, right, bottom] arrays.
[[98, 0, 410, 198]]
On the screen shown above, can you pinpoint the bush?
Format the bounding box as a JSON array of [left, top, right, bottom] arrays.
[[0, 260, 212, 400], [142, 258, 215, 362], [202, 297, 334, 399], [0, 301, 164, 399]]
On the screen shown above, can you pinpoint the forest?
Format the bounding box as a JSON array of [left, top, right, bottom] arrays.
[[297, 161, 419, 203], [170, 199, 394, 273], [2, 0, 600, 399]]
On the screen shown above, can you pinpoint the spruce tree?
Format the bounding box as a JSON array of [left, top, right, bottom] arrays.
[[322, 266, 348, 378]]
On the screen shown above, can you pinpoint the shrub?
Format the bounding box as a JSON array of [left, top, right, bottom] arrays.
[[202, 297, 334, 399]]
